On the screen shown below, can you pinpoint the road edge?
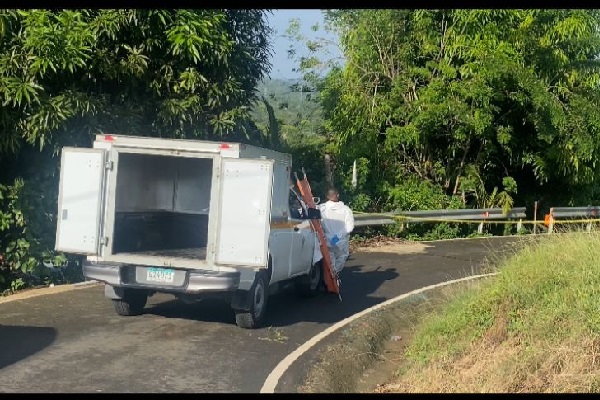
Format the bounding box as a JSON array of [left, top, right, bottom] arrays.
[[0, 280, 100, 305], [260, 272, 498, 393]]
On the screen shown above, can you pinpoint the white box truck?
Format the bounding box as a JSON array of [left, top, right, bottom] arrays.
[[55, 134, 324, 329]]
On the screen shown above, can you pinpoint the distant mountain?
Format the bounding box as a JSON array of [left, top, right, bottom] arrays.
[[250, 77, 324, 142], [256, 78, 304, 97]]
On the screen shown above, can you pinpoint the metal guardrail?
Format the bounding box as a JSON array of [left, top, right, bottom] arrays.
[[353, 207, 527, 233], [547, 206, 600, 233], [353, 213, 397, 227], [400, 207, 526, 234], [354, 205, 600, 235]]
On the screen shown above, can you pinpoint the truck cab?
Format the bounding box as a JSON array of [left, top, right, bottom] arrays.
[[55, 134, 323, 329]]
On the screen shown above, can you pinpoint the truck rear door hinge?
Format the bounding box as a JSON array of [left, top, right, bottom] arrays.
[[105, 161, 113, 170], [100, 237, 109, 246]]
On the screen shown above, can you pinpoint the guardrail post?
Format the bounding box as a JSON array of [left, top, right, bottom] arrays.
[[477, 222, 484, 234], [516, 218, 522, 232], [533, 201, 538, 234], [548, 219, 554, 234], [587, 220, 592, 233]]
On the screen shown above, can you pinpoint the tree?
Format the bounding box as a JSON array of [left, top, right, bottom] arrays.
[[0, 9, 272, 159], [316, 9, 600, 210], [0, 9, 273, 292]]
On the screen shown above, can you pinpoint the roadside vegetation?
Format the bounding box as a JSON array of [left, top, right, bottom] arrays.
[[390, 230, 600, 392], [304, 230, 600, 393]]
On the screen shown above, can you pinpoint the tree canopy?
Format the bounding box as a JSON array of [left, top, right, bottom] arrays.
[[315, 9, 600, 209], [0, 9, 273, 160]]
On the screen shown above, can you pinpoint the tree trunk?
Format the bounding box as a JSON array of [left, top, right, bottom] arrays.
[[261, 96, 281, 151], [452, 143, 470, 195], [324, 153, 334, 189]]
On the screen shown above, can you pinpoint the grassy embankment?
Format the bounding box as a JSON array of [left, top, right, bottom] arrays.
[[388, 231, 600, 392]]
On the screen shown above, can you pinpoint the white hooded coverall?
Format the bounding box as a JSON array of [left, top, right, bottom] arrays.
[[318, 200, 354, 274]]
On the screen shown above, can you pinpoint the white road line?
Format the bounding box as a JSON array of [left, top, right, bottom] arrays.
[[259, 272, 497, 393]]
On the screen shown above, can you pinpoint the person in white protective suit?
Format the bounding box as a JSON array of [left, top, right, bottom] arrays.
[[318, 187, 354, 275]]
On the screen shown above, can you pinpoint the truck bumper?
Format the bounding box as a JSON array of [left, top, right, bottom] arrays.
[[83, 261, 241, 294]]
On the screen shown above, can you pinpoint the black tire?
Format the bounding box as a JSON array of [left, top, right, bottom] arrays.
[[295, 261, 323, 298], [235, 271, 269, 329], [112, 289, 148, 316]]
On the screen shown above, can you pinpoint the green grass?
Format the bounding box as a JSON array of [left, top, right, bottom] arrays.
[[396, 230, 600, 392]]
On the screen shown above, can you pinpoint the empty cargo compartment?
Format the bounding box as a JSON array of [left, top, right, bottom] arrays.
[[111, 152, 213, 261]]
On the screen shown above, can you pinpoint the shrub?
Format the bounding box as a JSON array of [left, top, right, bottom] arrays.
[[0, 174, 72, 294]]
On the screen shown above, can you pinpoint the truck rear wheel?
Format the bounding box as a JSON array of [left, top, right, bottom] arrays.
[[112, 289, 148, 316], [295, 261, 322, 298], [235, 271, 268, 329]]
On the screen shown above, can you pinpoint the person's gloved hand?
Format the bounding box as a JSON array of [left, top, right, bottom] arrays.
[[330, 235, 340, 246]]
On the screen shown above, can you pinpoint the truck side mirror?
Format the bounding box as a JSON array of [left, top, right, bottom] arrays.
[[307, 208, 321, 220]]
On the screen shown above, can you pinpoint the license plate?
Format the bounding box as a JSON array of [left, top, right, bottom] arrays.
[[146, 267, 174, 283]]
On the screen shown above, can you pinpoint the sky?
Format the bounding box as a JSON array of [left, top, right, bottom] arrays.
[[265, 9, 342, 80]]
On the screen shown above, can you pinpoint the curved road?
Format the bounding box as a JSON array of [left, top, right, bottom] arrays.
[[0, 237, 518, 393]]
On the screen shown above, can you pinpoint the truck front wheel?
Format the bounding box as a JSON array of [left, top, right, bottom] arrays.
[[112, 289, 148, 316], [234, 271, 268, 329], [295, 261, 322, 298]]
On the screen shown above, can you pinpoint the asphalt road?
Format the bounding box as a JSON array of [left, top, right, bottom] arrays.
[[0, 237, 518, 393]]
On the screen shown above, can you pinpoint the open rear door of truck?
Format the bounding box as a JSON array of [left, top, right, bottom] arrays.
[[55, 148, 106, 255], [216, 158, 274, 267]]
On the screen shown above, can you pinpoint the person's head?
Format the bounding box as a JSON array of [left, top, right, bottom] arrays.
[[326, 187, 340, 202]]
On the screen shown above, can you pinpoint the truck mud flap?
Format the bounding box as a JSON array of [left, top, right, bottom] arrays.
[[230, 289, 252, 311]]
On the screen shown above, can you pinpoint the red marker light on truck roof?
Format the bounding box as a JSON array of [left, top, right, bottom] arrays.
[[219, 143, 231, 149], [103, 135, 115, 141]]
